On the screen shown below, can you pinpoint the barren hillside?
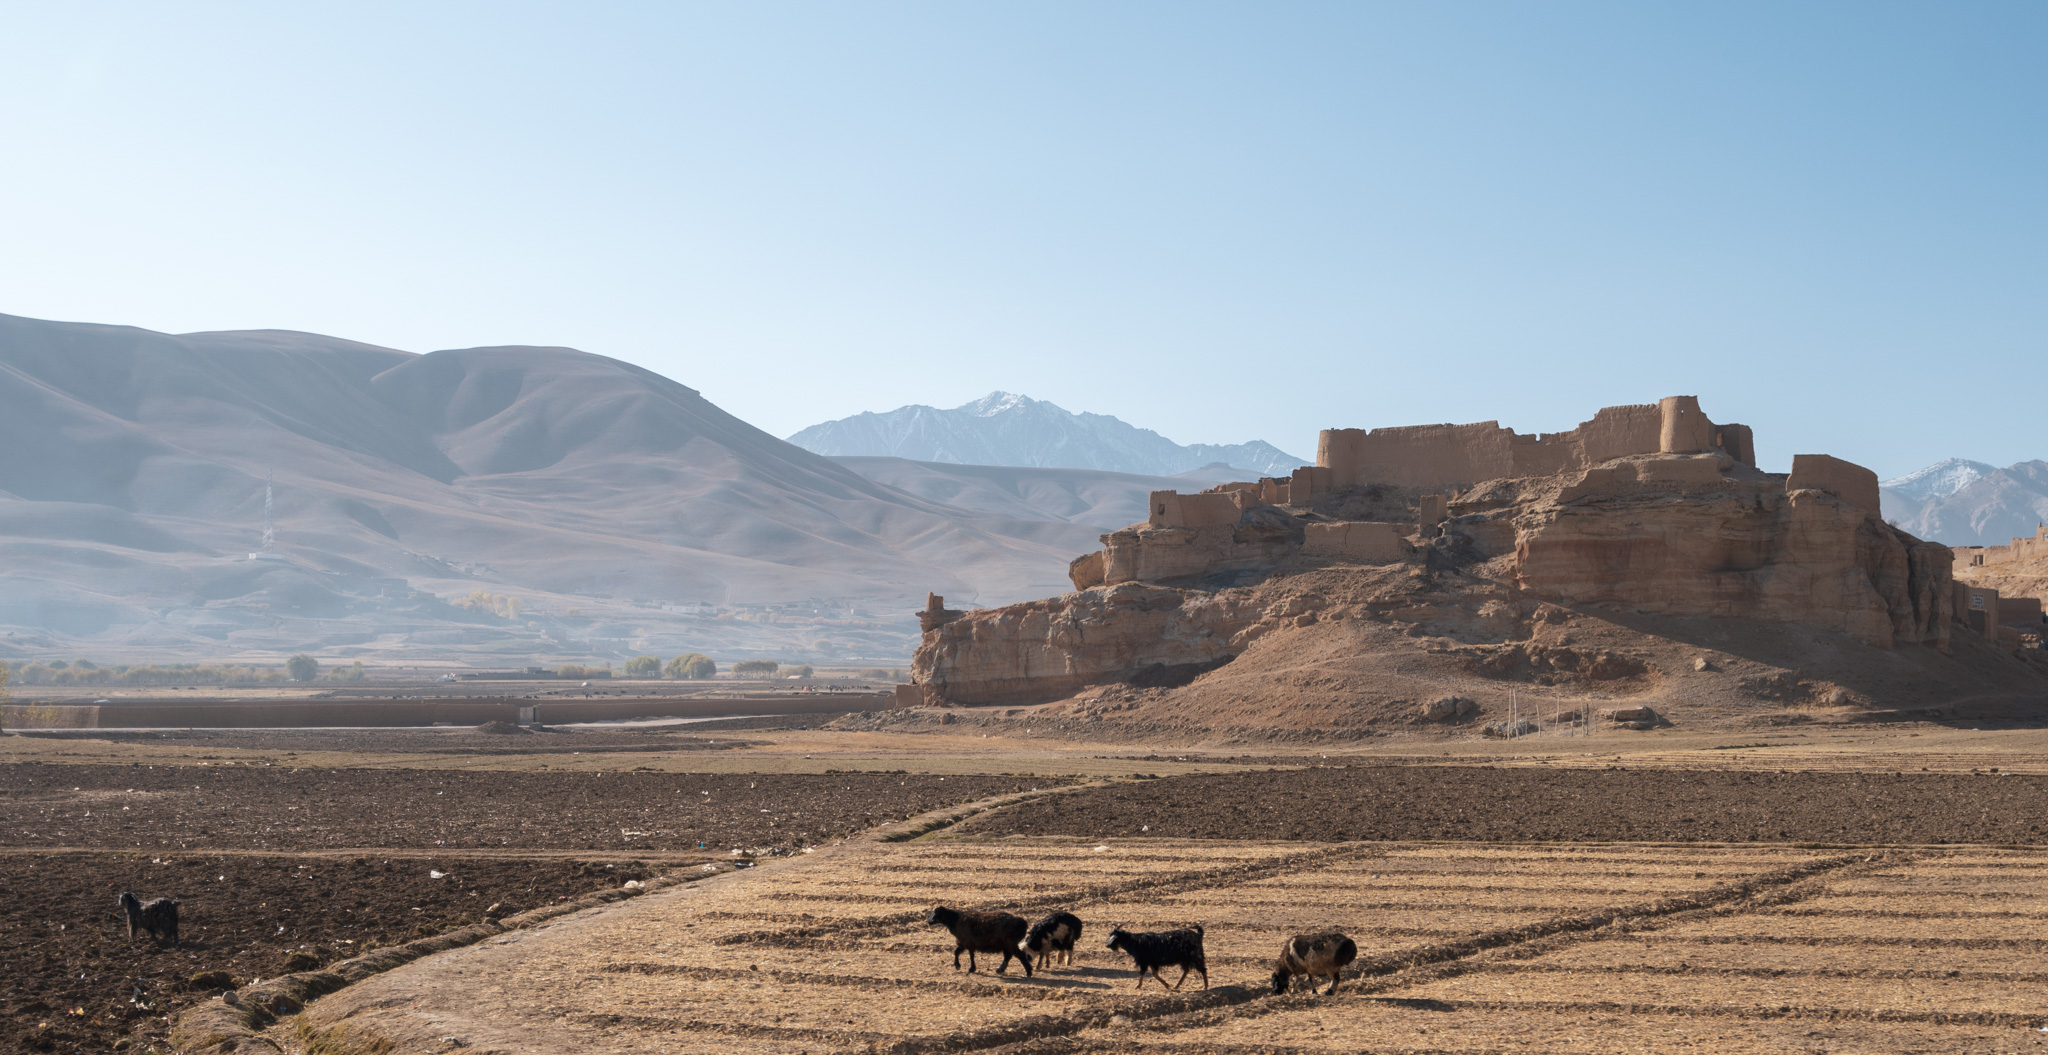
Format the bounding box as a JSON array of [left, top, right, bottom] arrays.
[[0, 313, 1102, 665]]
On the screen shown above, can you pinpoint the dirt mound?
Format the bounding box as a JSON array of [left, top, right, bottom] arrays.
[[474, 720, 529, 734], [1042, 563, 2048, 735]]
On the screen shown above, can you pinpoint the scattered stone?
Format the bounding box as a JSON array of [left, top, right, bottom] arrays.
[[1482, 718, 1538, 739], [1691, 656, 1712, 672], [1420, 696, 1478, 721]]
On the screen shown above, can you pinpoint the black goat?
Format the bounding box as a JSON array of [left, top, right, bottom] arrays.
[[118, 891, 180, 945], [1271, 931, 1357, 996], [925, 906, 1032, 976], [1105, 923, 1207, 990], [1024, 911, 1083, 969]]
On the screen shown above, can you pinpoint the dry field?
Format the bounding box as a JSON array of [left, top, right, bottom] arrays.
[[297, 833, 2048, 1054]]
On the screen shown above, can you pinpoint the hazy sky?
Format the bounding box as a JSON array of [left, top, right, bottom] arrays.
[[2, 3, 2041, 478]]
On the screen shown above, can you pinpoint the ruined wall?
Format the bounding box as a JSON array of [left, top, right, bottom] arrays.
[[1954, 525, 2048, 569], [1317, 395, 1752, 492], [1301, 521, 1412, 562], [1147, 489, 1247, 529], [1787, 454, 1882, 516], [1099, 508, 1304, 588]]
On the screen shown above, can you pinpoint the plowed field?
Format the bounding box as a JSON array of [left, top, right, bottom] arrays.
[[954, 766, 2048, 843], [299, 836, 2048, 1053], [0, 766, 1059, 1054]]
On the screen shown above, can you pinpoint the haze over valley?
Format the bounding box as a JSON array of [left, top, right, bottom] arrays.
[[0, 313, 1182, 667]]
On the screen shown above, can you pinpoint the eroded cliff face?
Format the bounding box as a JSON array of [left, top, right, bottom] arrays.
[[911, 582, 1263, 705], [1501, 466, 1952, 650]]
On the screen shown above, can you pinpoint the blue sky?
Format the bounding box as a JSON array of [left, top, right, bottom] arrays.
[[2, 2, 2040, 478]]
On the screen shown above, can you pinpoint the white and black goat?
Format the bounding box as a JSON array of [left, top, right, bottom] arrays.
[[1105, 923, 1207, 990], [119, 891, 180, 945], [925, 906, 1033, 976], [1024, 911, 1083, 969], [1271, 931, 1356, 995]]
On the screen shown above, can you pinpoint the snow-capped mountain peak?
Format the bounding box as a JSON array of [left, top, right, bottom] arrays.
[[1881, 458, 1997, 501], [964, 391, 1035, 417]]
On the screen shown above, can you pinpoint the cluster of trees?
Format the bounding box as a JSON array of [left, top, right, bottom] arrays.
[[613, 653, 716, 679], [3, 658, 364, 686], [454, 591, 524, 619], [610, 655, 821, 680], [730, 660, 814, 679], [857, 668, 906, 681], [554, 664, 612, 679]]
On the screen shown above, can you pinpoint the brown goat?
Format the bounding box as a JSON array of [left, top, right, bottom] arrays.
[[1271, 931, 1356, 995]]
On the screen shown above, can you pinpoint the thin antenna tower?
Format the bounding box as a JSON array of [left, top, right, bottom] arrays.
[[262, 469, 275, 551]]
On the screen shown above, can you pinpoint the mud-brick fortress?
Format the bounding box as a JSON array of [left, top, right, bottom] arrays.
[[907, 395, 2039, 708]]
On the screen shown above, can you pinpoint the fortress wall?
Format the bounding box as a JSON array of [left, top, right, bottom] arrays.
[[1787, 454, 1881, 515], [1147, 489, 1244, 529], [1319, 420, 1521, 489], [1290, 465, 1333, 502], [1659, 395, 1716, 453], [1716, 423, 1757, 466], [1578, 404, 1667, 464], [1316, 397, 1736, 492]]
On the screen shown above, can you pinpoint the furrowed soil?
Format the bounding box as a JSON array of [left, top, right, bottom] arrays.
[[0, 765, 1063, 853], [0, 763, 1061, 1055], [1, 851, 671, 1055], [953, 766, 2048, 844]]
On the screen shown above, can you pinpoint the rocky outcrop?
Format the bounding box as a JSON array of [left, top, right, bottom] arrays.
[[912, 396, 1969, 710], [1093, 507, 1305, 589], [911, 582, 1262, 705], [1506, 462, 1951, 650]]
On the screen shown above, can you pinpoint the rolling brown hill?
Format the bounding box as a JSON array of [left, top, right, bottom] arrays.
[[0, 312, 1101, 665]]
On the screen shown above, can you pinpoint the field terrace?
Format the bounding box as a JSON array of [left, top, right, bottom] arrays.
[[293, 829, 2048, 1054]]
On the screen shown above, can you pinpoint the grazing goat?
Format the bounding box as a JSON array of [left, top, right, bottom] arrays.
[[925, 906, 1032, 976], [1105, 923, 1207, 990], [119, 891, 180, 945], [1024, 911, 1083, 969], [1271, 931, 1357, 996]]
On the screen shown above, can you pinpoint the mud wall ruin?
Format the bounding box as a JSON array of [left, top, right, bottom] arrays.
[[1787, 454, 1881, 515], [1954, 524, 2048, 570], [1316, 396, 1754, 492]]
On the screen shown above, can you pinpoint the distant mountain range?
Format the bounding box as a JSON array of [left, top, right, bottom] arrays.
[[830, 458, 1253, 533], [1881, 458, 2048, 547], [789, 392, 1307, 478], [0, 313, 1114, 665]]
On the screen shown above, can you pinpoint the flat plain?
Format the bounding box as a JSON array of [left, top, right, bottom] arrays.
[[9, 719, 2048, 1054]]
